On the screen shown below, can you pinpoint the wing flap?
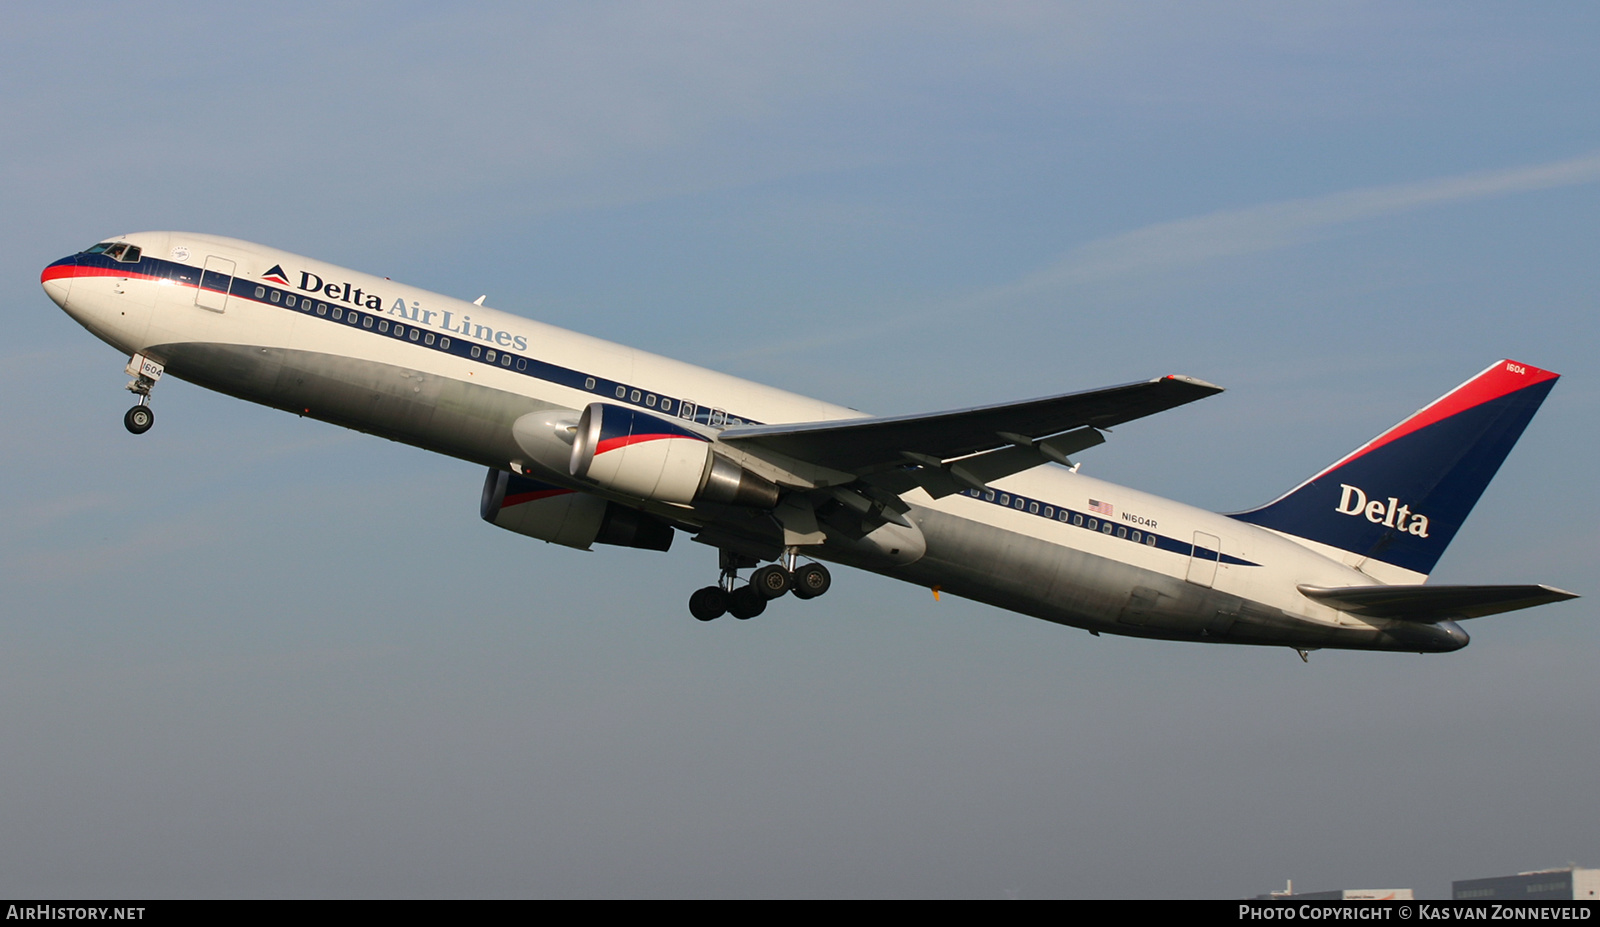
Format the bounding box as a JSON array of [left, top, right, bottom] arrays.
[[1298, 583, 1579, 621], [719, 374, 1222, 475]]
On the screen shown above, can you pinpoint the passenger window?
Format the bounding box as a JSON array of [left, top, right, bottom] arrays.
[[440, 337, 450, 349], [332, 307, 342, 319], [1029, 502, 1039, 515], [615, 386, 625, 398], [1013, 498, 1024, 510], [1117, 527, 1127, 539], [515, 358, 524, 369], [427, 333, 437, 346], [630, 390, 641, 403], [984, 490, 995, 502], [646, 395, 656, 407], [255, 286, 266, 298], [1101, 522, 1113, 535], [347, 312, 358, 324], [470, 346, 481, 358], [317, 304, 328, 316], [710, 409, 725, 426], [1073, 514, 1083, 526], [379, 321, 389, 332], [286, 295, 296, 307], [660, 399, 674, 414], [394, 325, 405, 337], [485, 349, 495, 361], [410, 329, 420, 341], [1043, 506, 1053, 518], [1087, 518, 1097, 531], [500, 353, 511, 366], [270, 291, 281, 303], [316, 302, 326, 314], [585, 377, 596, 390], [1131, 531, 1141, 543], [1145, 534, 1157, 546], [363, 316, 373, 328]]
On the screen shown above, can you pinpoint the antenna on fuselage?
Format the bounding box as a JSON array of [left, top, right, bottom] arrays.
[[473, 295, 487, 306]]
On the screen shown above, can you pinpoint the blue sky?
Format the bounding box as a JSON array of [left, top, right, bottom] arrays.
[[2, 3, 1596, 898]]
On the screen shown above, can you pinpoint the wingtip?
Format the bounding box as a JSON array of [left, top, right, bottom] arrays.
[[1158, 374, 1224, 392]]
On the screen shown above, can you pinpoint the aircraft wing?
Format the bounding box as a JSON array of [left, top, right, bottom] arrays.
[[719, 375, 1223, 476], [1298, 584, 1579, 621]]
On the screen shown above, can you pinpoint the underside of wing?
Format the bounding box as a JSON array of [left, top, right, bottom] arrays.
[[1298, 583, 1579, 621], [718, 374, 1223, 475]]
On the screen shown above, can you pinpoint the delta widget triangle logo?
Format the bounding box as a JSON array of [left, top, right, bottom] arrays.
[[261, 264, 290, 285]]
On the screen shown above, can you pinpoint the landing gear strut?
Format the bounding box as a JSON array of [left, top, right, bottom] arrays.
[[122, 353, 163, 435], [687, 548, 831, 621]]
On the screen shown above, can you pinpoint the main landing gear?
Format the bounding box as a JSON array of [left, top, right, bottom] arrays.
[[122, 353, 164, 435], [689, 548, 833, 621]]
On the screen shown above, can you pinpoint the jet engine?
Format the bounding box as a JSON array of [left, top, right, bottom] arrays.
[[568, 402, 779, 509], [480, 468, 675, 551]]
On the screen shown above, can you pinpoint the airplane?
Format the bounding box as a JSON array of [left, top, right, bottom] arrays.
[[41, 232, 1578, 656]]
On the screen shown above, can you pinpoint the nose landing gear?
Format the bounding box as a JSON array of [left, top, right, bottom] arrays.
[[122, 353, 164, 435], [688, 548, 831, 622]]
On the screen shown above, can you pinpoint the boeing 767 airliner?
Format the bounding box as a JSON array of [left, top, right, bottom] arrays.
[[42, 233, 1578, 655]]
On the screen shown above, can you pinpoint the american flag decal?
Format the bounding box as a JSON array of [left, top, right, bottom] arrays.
[[1088, 499, 1114, 516]]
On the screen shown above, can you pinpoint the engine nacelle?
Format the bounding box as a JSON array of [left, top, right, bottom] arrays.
[[568, 402, 779, 509], [480, 468, 674, 551]]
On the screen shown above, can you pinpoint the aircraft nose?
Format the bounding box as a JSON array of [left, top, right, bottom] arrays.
[[41, 254, 77, 309]]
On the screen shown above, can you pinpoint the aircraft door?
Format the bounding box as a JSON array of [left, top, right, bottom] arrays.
[[1186, 531, 1220, 587], [196, 256, 235, 312]]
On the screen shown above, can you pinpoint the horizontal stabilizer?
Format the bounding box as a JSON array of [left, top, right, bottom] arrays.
[[1298, 583, 1578, 621], [720, 375, 1221, 474]]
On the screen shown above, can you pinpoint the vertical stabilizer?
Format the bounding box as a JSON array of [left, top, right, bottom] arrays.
[[1232, 360, 1559, 578]]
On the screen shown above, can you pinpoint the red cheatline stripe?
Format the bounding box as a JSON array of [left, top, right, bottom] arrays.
[[502, 488, 575, 507], [595, 433, 697, 455], [42, 265, 168, 284], [1317, 359, 1559, 476]]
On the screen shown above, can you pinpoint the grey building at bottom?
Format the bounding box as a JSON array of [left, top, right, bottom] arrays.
[[1453, 867, 1598, 901]]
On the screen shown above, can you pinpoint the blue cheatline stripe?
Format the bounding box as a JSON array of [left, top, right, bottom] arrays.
[[954, 486, 1259, 566], [57, 251, 765, 431]]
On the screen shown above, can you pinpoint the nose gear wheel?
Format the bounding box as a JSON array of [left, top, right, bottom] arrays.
[[124, 404, 154, 434]]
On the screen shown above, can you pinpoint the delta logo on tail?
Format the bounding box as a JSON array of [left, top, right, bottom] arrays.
[[1334, 485, 1429, 537], [1233, 359, 1559, 575], [261, 264, 290, 285]]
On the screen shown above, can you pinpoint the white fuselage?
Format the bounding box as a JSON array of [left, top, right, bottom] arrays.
[[44, 231, 1458, 652]]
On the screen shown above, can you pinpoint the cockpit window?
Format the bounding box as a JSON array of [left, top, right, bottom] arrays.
[[86, 242, 141, 262]]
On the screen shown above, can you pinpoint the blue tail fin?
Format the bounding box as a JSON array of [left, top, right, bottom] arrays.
[[1231, 360, 1559, 577]]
